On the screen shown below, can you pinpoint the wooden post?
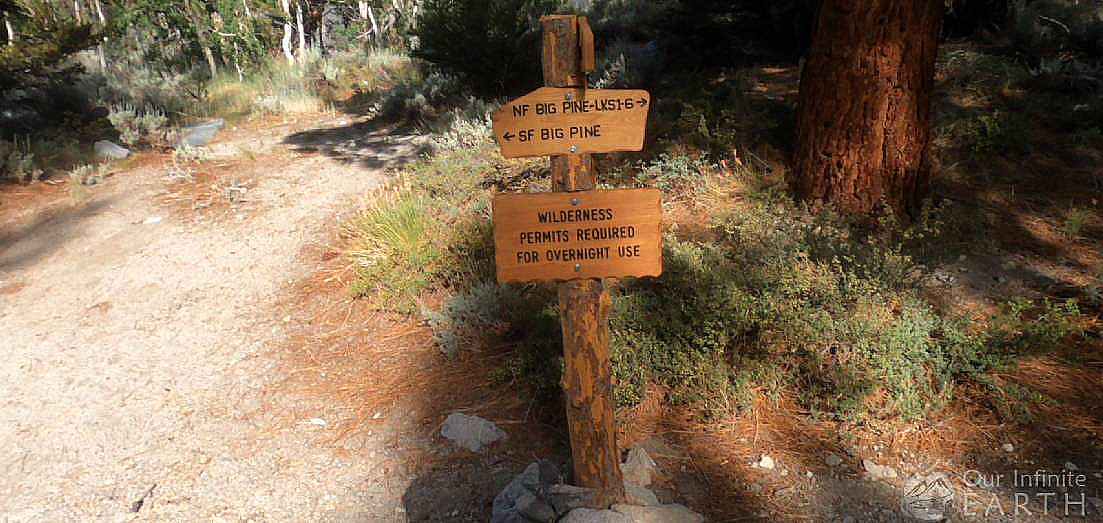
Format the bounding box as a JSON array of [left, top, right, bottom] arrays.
[[541, 14, 626, 508]]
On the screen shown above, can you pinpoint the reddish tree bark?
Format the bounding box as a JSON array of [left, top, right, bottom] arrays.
[[791, 0, 943, 217]]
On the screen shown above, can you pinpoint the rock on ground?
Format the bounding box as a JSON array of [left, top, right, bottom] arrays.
[[620, 447, 657, 486], [612, 503, 705, 523], [492, 462, 592, 523], [624, 483, 660, 507], [178, 118, 226, 147], [93, 140, 130, 160], [440, 412, 507, 452], [862, 459, 898, 481], [560, 508, 633, 523]]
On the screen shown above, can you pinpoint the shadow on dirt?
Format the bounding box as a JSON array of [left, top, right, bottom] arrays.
[[0, 196, 115, 273], [281, 119, 431, 171]]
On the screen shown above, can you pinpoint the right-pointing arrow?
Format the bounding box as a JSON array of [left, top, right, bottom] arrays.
[[638, 98, 648, 107]]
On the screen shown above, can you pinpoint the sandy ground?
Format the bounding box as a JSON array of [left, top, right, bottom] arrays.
[[0, 117, 428, 522]]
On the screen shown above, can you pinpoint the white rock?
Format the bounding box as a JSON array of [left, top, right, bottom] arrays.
[[94, 140, 130, 160], [1002, 443, 1014, 452], [621, 447, 658, 486], [824, 453, 843, 467], [440, 412, 506, 452], [1065, 461, 1078, 470], [142, 216, 163, 225], [560, 508, 633, 523], [612, 503, 704, 523], [862, 459, 897, 481], [624, 483, 660, 506], [756, 454, 775, 470]]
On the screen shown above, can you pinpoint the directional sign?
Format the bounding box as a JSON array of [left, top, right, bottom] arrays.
[[492, 188, 662, 282], [492, 87, 650, 158]]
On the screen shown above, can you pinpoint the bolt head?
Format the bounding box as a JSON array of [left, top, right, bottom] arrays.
[[574, 264, 581, 272], [569, 145, 578, 153]]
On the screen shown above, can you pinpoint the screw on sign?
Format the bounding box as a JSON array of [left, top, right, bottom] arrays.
[[489, 15, 661, 508]]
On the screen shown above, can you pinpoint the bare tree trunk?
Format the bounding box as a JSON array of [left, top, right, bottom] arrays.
[[359, 1, 368, 21], [280, 0, 294, 64], [3, 12, 14, 47], [93, 0, 106, 70], [241, 0, 251, 19], [791, 0, 942, 217], [367, 5, 378, 46], [296, 1, 306, 56], [72, 0, 82, 23], [184, 0, 218, 78], [233, 41, 243, 82]]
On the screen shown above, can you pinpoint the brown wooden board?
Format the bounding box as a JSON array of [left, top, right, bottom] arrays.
[[493, 188, 662, 282], [492, 87, 650, 158]]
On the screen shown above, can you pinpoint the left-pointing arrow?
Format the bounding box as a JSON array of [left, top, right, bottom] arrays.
[[503, 132, 515, 141]]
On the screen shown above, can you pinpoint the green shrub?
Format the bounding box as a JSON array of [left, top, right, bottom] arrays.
[[107, 104, 167, 146], [1062, 208, 1091, 239], [0, 137, 43, 182], [424, 282, 526, 356], [348, 143, 1085, 422], [940, 110, 1028, 155], [633, 153, 709, 192]]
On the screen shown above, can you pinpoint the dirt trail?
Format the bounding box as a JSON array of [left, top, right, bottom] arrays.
[[0, 117, 424, 522]]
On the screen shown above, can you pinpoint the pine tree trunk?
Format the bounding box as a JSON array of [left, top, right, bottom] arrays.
[[791, 0, 942, 217]]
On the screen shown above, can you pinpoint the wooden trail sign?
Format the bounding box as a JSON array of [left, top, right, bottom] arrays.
[[492, 87, 651, 158], [483, 14, 666, 507], [492, 188, 662, 283]]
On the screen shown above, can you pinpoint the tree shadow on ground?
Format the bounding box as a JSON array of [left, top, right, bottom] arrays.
[[281, 118, 431, 171], [0, 196, 114, 273]]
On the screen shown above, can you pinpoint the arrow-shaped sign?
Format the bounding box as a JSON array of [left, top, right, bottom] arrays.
[[492, 87, 651, 158]]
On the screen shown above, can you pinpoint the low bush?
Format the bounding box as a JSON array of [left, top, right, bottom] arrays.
[[348, 140, 1085, 422], [0, 137, 43, 183], [107, 104, 167, 146]]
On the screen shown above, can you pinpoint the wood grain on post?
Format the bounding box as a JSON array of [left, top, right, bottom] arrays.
[[540, 14, 626, 508]]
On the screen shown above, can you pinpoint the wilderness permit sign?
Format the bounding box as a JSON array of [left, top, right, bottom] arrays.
[[492, 87, 650, 158], [492, 188, 662, 282]]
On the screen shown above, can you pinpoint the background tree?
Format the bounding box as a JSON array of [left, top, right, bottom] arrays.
[[413, 0, 559, 95], [0, 0, 98, 93], [790, 0, 943, 217]]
